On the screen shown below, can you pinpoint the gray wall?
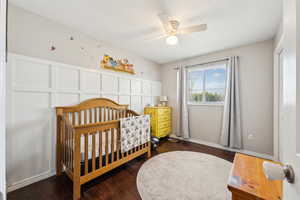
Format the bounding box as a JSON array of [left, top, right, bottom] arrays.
[[162, 40, 274, 155], [7, 4, 161, 81]]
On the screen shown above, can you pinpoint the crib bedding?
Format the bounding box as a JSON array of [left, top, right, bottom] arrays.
[[120, 115, 151, 153], [66, 115, 151, 161], [79, 131, 117, 161]]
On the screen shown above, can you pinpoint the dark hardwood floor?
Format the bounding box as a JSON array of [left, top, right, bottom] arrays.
[[8, 139, 235, 200]]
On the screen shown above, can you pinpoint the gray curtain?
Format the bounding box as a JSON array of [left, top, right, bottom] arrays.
[[176, 66, 190, 139], [220, 56, 242, 149]]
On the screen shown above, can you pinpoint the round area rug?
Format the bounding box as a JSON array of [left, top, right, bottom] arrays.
[[137, 151, 232, 200]]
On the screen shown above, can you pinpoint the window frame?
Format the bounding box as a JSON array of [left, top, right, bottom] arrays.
[[186, 62, 227, 106]]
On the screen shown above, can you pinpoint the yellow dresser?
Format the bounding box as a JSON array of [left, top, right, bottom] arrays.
[[144, 107, 172, 138]]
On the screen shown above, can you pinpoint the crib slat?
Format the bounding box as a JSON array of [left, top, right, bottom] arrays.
[[89, 109, 93, 123], [99, 131, 102, 168], [62, 117, 66, 166], [72, 112, 75, 125], [107, 108, 109, 121], [116, 110, 119, 120], [92, 133, 96, 171], [111, 128, 114, 162], [99, 107, 102, 122], [84, 110, 87, 124], [116, 127, 120, 160], [94, 108, 98, 123], [69, 126, 72, 169], [67, 122, 70, 169], [71, 128, 73, 170], [67, 114, 72, 169], [78, 111, 82, 125], [84, 135, 88, 175], [109, 107, 111, 120], [65, 120, 68, 168], [105, 130, 109, 165], [103, 107, 106, 121]]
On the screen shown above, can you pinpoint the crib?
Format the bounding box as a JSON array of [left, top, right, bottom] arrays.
[[56, 98, 151, 200]]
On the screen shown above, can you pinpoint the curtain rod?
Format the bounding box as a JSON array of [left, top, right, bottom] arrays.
[[185, 57, 230, 68], [173, 56, 232, 70]]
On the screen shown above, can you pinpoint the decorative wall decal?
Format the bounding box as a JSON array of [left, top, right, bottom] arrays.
[[50, 46, 56, 51], [101, 54, 135, 74]]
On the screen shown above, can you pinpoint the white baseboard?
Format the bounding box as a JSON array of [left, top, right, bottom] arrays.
[[169, 134, 274, 160], [7, 170, 55, 192]]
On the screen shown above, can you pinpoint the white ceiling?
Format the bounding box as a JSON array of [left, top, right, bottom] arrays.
[[9, 0, 282, 64]]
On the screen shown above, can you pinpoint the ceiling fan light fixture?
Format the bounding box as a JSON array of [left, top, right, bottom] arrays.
[[166, 35, 178, 45]]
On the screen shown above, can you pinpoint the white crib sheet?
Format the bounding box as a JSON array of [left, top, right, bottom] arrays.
[[79, 131, 118, 161]]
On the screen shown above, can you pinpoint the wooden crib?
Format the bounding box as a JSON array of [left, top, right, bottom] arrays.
[[56, 98, 151, 200]]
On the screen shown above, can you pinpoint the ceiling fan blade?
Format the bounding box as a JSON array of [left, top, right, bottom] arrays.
[[178, 24, 207, 35], [158, 13, 171, 33], [145, 34, 167, 41]]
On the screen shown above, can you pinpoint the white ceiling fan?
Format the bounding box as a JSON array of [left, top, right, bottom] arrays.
[[151, 13, 207, 45]]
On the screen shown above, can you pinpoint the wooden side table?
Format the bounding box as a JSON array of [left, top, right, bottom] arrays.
[[228, 153, 282, 200]]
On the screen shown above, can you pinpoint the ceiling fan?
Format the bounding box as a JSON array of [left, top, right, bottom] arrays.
[[152, 13, 207, 45]]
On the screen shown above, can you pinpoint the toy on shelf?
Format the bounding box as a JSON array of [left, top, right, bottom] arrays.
[[101, 55, 135, 74]]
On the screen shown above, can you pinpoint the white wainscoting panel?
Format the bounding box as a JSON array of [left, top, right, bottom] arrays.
[[7, 91, 52, 187], [6, 53, 162, 191], [131, 95, 142, 113], [53, 93, 80, 107], [119, 95, 131, 105], [80, 71, 101, 93], [54, 66, 80, 91], [13, 59, 50, 89], [101, 74, 118, 94], [119, 78, 131, 95], [131, 80, 142, 95]]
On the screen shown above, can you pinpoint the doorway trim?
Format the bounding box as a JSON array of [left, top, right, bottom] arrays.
[[273, 34, 285, 162], [0, 0, 7, 199]]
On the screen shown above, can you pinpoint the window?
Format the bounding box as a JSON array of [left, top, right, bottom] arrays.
[[187, 61, 227, 104]]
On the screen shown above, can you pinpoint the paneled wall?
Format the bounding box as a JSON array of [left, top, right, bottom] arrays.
[[6, 54, 161, 191]]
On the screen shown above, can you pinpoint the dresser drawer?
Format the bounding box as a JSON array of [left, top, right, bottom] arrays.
[[158, 108, 171, 115], [158, 115, 170, 121], [157, 127, 171, 138], [158, 121, 171, 129]]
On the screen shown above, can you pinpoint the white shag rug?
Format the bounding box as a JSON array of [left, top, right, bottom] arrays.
[[137, 151, 232, 200]]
